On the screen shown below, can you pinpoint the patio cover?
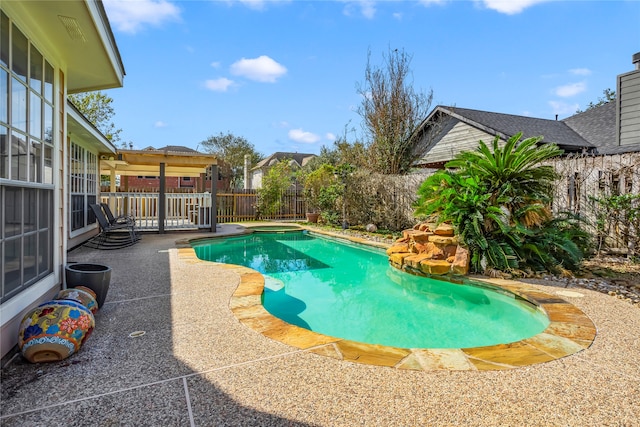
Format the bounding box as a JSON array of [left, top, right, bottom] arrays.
[[99, 148, 219, 233], [100, 148, 218, 179]]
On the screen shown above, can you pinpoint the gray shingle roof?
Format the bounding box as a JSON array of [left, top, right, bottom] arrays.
[[562, 102, 616, 150], [596, 142, 640, 155], [154, 145, 200, 153], [253, 152, 316, 170], [446, 107, 594, 149]]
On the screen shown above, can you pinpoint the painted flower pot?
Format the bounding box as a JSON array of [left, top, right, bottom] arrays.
[[65, 263, 111, 308], [55, 288, 98, 314], [18, 300, 95, 363]]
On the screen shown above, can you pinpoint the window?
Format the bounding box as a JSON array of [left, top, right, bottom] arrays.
[[2, 186, 52, 303], [70, 142, 97, 232], [1, 10, 55, 302]]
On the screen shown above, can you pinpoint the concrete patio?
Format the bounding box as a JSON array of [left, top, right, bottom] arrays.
[[1, 224, 639, 426]]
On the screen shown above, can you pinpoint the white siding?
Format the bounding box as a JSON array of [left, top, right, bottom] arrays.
[[618, 69, 640, 146], [420, 121, 497, 165]]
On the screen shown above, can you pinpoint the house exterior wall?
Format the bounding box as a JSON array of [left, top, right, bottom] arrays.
[[1, 1, 123, 361], [251, 169, 264, 189], [1, 6, 64, 359], [617, 68, 640, 147], [108, 176, 225, 192], [421, 121, 496, 165], [125, 176, 197, 191]]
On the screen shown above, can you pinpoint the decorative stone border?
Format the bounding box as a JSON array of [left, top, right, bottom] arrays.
[[180, 227, 597, 371]]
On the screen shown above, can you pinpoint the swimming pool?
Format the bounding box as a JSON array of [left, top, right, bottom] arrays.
[[192, 231, 550, 349]]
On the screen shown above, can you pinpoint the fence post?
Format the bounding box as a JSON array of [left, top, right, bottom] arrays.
[[210, 165, 218, 232], [159, 163, 166, 234]]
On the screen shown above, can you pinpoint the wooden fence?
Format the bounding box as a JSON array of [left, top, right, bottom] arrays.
[[544, 152, 640, 255], [217, 189, 306, 222]]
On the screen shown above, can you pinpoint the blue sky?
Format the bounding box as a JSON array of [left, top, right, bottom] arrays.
[[102, 0, 640, 156]]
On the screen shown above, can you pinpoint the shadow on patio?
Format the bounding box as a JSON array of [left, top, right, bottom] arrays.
[[1, 227, 313, 425], [1, 225, 640, 426]]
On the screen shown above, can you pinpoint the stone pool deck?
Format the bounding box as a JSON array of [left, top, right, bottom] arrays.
[[1, 224, 639, 425]]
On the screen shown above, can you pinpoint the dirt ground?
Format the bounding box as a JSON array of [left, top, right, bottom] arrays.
[[579, 256, 640, 285]]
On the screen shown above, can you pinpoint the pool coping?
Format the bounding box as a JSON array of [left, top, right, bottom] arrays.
[[180, 225, 597, 371]]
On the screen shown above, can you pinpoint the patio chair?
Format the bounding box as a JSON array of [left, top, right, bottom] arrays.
[[84, 204, 140, 250], [100, 203, 135, 227]]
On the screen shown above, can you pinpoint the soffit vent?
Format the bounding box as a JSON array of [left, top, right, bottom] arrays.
[[58, 15, 87, 43]]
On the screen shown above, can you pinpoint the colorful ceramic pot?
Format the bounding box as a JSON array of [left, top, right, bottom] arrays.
[[55, 288, 98, 314], [74, 286, 97, 300], [18, 300, 95, 363]]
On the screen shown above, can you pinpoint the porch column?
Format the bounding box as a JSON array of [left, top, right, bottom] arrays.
[[210, 164, 217, 233], [159, 163, 166, 234], [109, 168, 117, 212]]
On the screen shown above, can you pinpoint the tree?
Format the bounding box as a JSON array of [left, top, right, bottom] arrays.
[[256, 159, 294, 216], [576, 88, 616, 113], [356, 47, 433, 175], [68, 91, 122, 144], [199, 132, 263, 189]]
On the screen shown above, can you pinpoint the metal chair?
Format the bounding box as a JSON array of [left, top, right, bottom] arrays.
[[100, 203, 136, 227], [84, 204, 140, 250]]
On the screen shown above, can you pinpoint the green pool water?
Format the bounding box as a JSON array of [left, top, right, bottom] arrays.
[[192, 231, 549, 349]]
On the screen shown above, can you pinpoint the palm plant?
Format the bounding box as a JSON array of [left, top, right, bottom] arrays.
[[446, 133, 561, 228], [414, 133, 590, 275]]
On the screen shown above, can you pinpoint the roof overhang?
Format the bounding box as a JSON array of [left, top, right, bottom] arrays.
[[67, 100, 117, 155], [5, 0, 125, 92], [100, 149, 218, 177]]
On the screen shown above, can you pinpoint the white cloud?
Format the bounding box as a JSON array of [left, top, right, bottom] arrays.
[[210, 61, 221, 68], [342, 1, 376, 19], [569, 68, 591, 76], [154, 120, 167, 128], [230, 55, 287, 83], [205, 77, 235, 92], [549, 101, 579, 116], [476, 0, 549, 15], [103, 0, 181, 34], [554, 81, 587, 98], [288, 129, 321, 144], [224, 0, 292, 10], [326, 132, 337, 141], [418, 0, 448, 5], [392, 12, 403, 20]]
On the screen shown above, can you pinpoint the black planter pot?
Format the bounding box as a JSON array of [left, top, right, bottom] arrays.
[[65, 263, 112, 309]]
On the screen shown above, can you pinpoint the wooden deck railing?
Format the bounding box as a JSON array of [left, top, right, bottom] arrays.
[[100, 190, 306, 231]]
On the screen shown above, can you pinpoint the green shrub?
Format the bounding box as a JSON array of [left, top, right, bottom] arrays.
[[414, 133, 591, 274]]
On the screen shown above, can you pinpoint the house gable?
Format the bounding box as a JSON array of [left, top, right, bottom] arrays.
[[414, 106, 593, 167], [420, 121, 496, 167]]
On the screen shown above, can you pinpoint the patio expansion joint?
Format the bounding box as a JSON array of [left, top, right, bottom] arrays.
[[0, 347, 311, 421]]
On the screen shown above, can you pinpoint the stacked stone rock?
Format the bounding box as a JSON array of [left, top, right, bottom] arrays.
[[386, 222, 470, 276]]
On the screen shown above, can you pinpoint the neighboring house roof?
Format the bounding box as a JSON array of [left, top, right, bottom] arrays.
[[562, 102, 616, 152], [251, 152, 316, 171], [149, 145, 200, 153], [439, 106, 593, 149], [413, 105, 609, 167], [597, 143, 640, 155]]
